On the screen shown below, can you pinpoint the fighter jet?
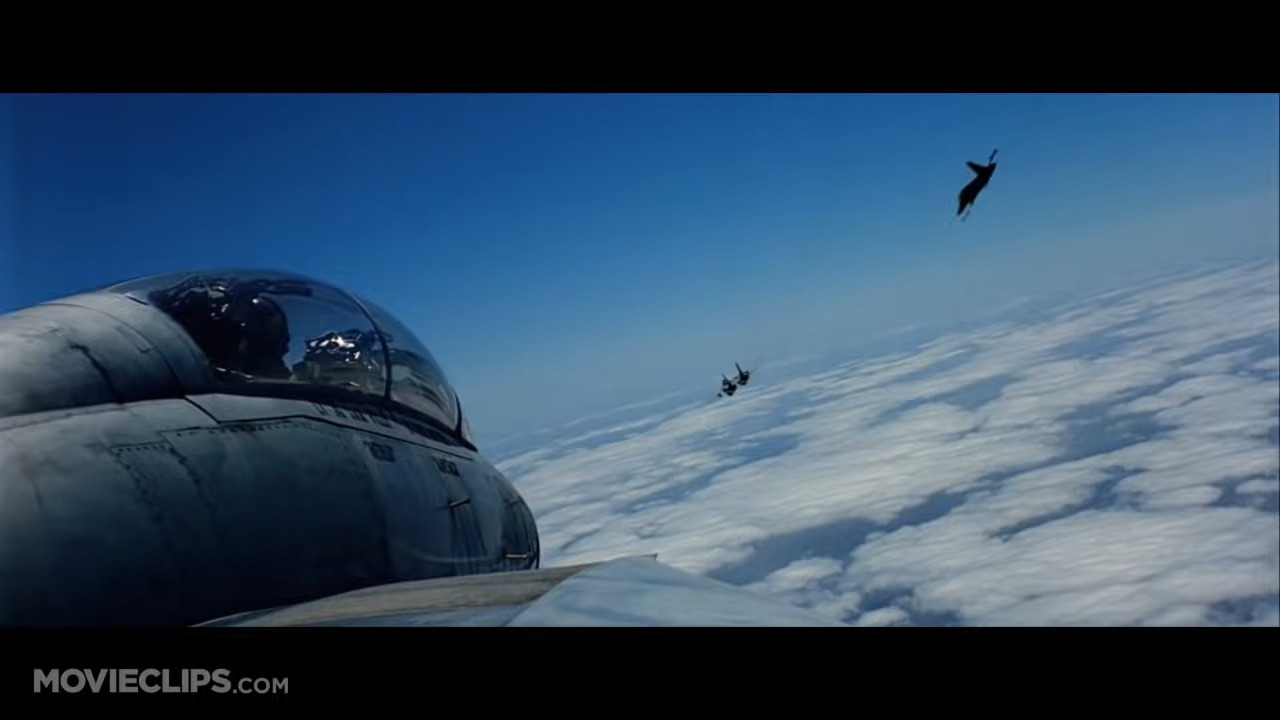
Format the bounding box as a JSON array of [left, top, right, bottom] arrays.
[[717, 374, 738, 398], [716, 362, 756, 398], [956, 148, 998, 221], [0, 268, 843, 627]]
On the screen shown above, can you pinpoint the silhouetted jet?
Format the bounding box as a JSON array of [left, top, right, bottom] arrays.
[[733, 362, 751, 387], [717, 375, 738, 398], [957, 149, 998, 220]]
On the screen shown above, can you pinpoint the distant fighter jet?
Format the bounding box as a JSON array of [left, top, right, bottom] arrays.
[[0, 268, 842, 626], [716, 362, 757, 398], [957, 148, 998, 221], [717, 374, 738, 398]]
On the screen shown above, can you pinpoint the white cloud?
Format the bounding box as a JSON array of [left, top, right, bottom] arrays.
[[855, 607, 910, 627], [1252, 356, 1280, 373], [500, 259, 1280, 625], [1237, 478, 1280, 495], [752, 557, 845, 595], [843, 508, 1278, 626]]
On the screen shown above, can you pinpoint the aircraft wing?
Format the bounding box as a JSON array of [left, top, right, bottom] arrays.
[[197, 555, 847, 627]]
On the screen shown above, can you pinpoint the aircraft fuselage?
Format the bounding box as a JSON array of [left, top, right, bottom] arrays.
[[0, 275, 539, 625]]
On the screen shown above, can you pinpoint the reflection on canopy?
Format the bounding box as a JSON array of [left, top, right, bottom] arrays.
[[353, 297, 459, 435], [106, 270, 463, 435]]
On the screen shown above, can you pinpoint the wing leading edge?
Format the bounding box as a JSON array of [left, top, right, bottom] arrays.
[[198, 556, 847, 627]]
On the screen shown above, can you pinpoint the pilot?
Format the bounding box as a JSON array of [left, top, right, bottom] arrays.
[[232, 295, 292, 379], [151, 282, 243, 373], [149, 278, 294, 381]]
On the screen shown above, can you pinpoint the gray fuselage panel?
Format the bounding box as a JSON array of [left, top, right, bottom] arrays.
[[0, 393, 539, 625]]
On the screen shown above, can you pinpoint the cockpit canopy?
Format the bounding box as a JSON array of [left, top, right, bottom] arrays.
[[105, 270, 471, 444]]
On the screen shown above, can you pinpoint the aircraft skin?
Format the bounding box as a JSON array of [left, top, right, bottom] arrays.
[[0, 269, 843, 626], [198, 554, 844, 627]]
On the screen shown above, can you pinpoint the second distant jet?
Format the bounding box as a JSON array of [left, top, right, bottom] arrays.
[[957, 148, 998, 220]]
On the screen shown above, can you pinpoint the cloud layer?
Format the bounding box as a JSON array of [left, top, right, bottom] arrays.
[[497, 259, 1280, 626]]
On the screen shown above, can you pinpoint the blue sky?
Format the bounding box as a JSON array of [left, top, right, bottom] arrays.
[[1, 93, 1276, 444]]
